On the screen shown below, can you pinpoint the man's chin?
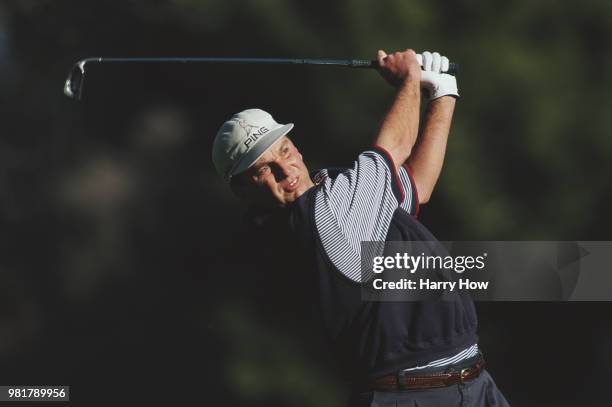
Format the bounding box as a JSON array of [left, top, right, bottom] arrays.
[[278, 194, 296, 207], [273, 192, 296, 207]]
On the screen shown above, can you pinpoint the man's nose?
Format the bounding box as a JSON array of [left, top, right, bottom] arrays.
[[272, 160, 291, 181]]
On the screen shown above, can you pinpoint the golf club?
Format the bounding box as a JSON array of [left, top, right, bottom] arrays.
[[63, 56, 458, 100]]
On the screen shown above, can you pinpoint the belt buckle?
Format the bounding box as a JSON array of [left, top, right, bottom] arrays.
[[459, 367, 471, 383]]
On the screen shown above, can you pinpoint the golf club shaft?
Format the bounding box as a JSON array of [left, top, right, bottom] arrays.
[[76, 56, 457, 72], [64, 56, 459, 100]]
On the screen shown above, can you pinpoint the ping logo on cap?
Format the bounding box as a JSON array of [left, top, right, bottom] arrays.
[[238, 119, 270, 148]]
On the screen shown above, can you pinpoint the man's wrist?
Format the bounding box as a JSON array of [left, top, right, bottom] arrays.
[[425, 95, 456, 119], [398, 75, 421, 92], [428, 95, 457, 105]]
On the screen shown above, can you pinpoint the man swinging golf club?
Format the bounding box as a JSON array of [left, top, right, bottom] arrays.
[[212, 49, 509, 407]]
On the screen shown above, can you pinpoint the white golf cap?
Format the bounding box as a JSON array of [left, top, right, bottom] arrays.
[[212, 108, 294, 181]]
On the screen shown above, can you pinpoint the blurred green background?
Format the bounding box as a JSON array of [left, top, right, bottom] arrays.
[[0, 0, 611, 406]]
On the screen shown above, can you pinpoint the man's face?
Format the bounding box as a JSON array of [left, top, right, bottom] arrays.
[[234, 136, 313, 206]]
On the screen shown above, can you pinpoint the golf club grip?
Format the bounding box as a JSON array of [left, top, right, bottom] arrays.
[[351, 59, 458, 76]]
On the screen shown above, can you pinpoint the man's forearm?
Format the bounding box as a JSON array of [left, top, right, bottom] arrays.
[[374, 79, 421, 167], [406, 96, 456, 203]]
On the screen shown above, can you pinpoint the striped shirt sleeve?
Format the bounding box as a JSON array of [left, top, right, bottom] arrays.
[[313, 147, 406, 282], [398, 164, 420, 217]]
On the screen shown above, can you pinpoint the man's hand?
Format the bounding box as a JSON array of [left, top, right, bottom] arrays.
[[376, 49, 421, 88], [417, 51, 459, 100]]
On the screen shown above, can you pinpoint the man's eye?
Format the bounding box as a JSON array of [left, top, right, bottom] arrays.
[[257, 166, 270, 175], [282, 147, 290, 155]]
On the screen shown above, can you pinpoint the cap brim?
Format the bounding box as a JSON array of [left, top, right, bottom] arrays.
[[229, 123, 294, 178]]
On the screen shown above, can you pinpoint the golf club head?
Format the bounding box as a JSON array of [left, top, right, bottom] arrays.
[[64, 60, 87, 100]]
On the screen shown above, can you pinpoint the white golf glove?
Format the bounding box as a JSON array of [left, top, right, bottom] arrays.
[[416, 51, 459, 100]]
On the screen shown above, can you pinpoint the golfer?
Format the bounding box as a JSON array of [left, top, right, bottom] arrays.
[[212, 49, 509, 406]]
